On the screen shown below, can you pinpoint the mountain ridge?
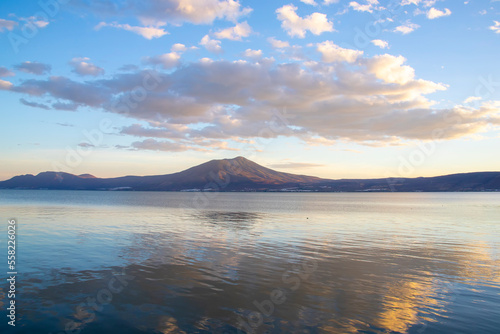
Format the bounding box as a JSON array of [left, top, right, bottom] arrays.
[[1, 156, 500, 192]]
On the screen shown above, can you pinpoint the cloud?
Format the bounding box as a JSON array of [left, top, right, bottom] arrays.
[[213, 21, 251, 40], [0, 18, 17, 32], [52, 101, 80, 111], [276, 4, 334, 38], [19, 98, 50, 110], [371, 39, 389, 49], [267, 37, 290, 49], [349, 0, 381, 13], [242, 49, 263, 60], [317, 41, 363, 63], [426, 7, 451, 19], [393, 21, 420, 34], [19, 15, 50, 28], [490, 21, 500, 34], [171, 43, 187, 52], [463, 96, 482, 104], [95, 22, 168, 39], [72, 0, 252, 26], [69, 57, 105, 76], [14, 61, 51, 75], [144, 52, 181, 69], [5, 56, 499, 146], [200, 35, 223, 53], [0, 66, 15, 77], [268, 162, 324, 169], [0, 79, 13, 90], [300, 0, 318, 5], [130, 139, 203, 152], [364, 54, 415, 85]]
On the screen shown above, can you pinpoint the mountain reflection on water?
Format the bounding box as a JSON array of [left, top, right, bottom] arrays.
[[0, 191, 499, 333]]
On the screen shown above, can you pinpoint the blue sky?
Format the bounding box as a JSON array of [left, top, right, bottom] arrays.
[[0, 0, 499, 180]]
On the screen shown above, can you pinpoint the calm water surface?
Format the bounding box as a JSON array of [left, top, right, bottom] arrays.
[[0, 190, 499, 333]]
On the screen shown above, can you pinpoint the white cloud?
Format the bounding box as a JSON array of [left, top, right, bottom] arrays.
[[144, 52, 181, 69], [364, 54, 417, 84], [242, 49, 263, 59], [69, 57, 105, 76], [349, 0, 380, 13], [371, 39, 389, 49], [200, 34, 223, 53], [464, 96, 482, 104], [7, 56, 499, 146], [267, 37, 290, 49], [73, 0, 252, 26], [171, 43, 187, 52], [393, 21, 420, 34], [0, 18, 17, 32], [276, 4, 334, 38], [213, 21, 251, 40], [300, 0, 318, 5], [490, 21, 500, 34], [95, 22, 168, 39], [317, 41, 363, 63], [0, 79, 13, 90], [401, 0, 421, 5], [426, 7, 451, 19], [323, 0, 340, 4]]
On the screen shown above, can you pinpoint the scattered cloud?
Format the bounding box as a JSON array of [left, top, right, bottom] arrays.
[[0, 79, 13, 90], [144, 52, 181, 69], [7, 55, 497, 147], [464, 96, 482, 104], [371, 39, 389, 49], [426, 7, 451, 19], [490, 21, 500, 34], [276, 4, 334, 38], [317, 41, 363, 63], [300, 0, 318, 5], [242, 49, 263, 60], [200, 34, 223, 53], [69, 57, 105, 76], [213, 21, 251, 40], [52, 101, 80, 111], [267, 37, 290, 49], [0, 18, 17, 32], [349, 0, 381, 13], [14, 61, 51, 75], [20, 98, 50, 110], [0, 66, 15, 77], [171, 43, 187, 52], [95, 22, 168, 39], [393, 21, 420, 34], [73, 0, 252, 26]]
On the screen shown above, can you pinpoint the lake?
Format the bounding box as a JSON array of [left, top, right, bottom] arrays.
[[0, 190, 499, 333]]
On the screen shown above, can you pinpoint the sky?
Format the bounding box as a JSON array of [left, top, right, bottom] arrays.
[[0, 0, 499, 180]]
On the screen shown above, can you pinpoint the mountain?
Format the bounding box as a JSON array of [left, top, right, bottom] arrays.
[[1, 156, 499, 192]]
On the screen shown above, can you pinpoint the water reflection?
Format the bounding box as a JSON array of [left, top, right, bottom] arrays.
[[0, 191, 499, 333], [11, 235, 500, 334]]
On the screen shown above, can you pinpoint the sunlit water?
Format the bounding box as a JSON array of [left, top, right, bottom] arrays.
[[0, 190, 499, 333]]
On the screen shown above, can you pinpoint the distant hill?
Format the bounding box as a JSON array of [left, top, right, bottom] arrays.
[[1, 156, 499, 192]]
